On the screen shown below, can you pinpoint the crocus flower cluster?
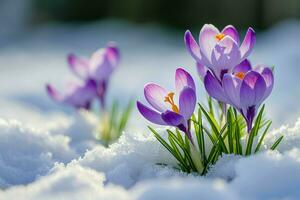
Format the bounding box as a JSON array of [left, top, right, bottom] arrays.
[[185, 24, 274, 132], [46, 43, 120, 110], [137, 68, 196, 141]]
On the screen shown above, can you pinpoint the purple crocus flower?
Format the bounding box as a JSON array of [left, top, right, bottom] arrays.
[[137, 68, 196, 142], [185, 24, 256, 80], [46, 43, 120, 110], [68, 43, 120, 109], [205, 60, 274, 133], [46, 79, 97, 109]]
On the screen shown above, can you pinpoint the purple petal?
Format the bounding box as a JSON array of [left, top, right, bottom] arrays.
[[67, 54, 90, 79], [175, 68, 196, 93], [64, 80, 97, 108], [240, 27, 256, 60], [89, 49, 112, 81], [196, 62, 208, 80], [46, 84, 62, 102], [222, 25, 240, 44], [222, 74, 242, 108], [47, 80, 97, 109], [161, 110, 184, 126], [184, 30, 202, 61], [255, 66, 274, 101], [137, 101, 167, 125], [204, 71, 228, 103], [240, 71, 266, 108], [211, 36, 241, 70], [199, 24, 220, 62], [89, 44, 120, 82], [179, 87, 196, 120], [106, 43, 120, 66], [233, 59, 252, 74], [144, 83, 168, 112]]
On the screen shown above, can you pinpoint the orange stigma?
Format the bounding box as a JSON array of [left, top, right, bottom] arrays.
[[235, 72, 246, 79], [164, 92, 180, 113], [215, 33, 225, 41]]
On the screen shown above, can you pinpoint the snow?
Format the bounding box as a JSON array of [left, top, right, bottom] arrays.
[[0, 119, 76, 188], [0, 19, 300, 199]]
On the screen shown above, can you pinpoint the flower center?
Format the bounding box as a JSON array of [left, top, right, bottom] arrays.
[[164, 92, 180, 113], [215, 33, 225, 41], [235, 72, 246, 79]]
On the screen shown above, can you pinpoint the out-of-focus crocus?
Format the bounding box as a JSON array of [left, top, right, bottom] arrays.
[[185, 24, 256, 80], [68, 43, 120, 109], [137, 68, 196, 142], [46, 79, 97, 109], [46, 43, 120, 110], [205, 60, 274, 133]]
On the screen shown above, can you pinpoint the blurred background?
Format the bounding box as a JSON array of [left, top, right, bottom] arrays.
[[1, 0, 300, 35], [0, 0, 299, 128]]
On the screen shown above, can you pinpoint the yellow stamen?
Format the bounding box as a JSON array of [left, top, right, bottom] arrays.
[[215, 33, 225, 41], [235, 72, 246, 79], [164, 92, 180, 113]]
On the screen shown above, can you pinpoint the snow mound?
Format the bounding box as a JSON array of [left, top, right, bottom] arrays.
[[71, 129, 182, 188], [265, 117, 300, 152], [2, 149, 300, 200], [0, 119, 77, 187], [50, 110, 99, 155], [0, 165, 128, 200], [231, 149, 300, 199]]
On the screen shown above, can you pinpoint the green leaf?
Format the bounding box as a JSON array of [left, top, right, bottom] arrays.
[[168, 134, 189, 171], [117, 99, 134, 134], [255, 121, 272, 153], [148, 126, 176, 159], [192, 107, 206, 164], [270, 136, 284, 150], [245, 105, 265, 155], [234, 120, 243, 155], [227, 107, 234, 153], [199, 104, 220, 134], [167, 130, 197, 172]]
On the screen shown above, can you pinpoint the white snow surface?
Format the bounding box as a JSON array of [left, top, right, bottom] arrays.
[[0, 20, 300, 199]]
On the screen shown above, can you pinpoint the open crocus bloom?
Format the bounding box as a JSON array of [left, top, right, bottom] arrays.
[[204, 59, 252, 103], [46, 79, 97, 109], [205, 60, 274, 133], [68, 43, 120, 108], [47, 43, 120, 110], [137, 68, 196, 142], [185, 24, 256, 79]]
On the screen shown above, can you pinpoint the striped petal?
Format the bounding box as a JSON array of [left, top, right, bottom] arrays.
[[184, 30, 202, 62], [179, 87, 196, 120], [161, 110, 184, 126], [222, 74, 242, 108], [255, 66, 274, 101], [211, 35, 241, 70], [240, 27, 256, 60], [175, 68, 196, 93], [204, 71, 228, 103], [199, 24, 220, 62], [144, 83, 168, 112], [136, 101, 167, 125], [233, 59, 252, 74], [240, 71, 266, 108], [196, 62, 208, 80], [222, 25, 240, 44]]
